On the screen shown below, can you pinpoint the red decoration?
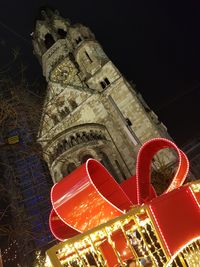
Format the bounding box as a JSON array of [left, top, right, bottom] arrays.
[[135, 138, 189, 204], [149, 185, 200, 256], [49, 138, 200, 262], [50, 158, 132, 241]]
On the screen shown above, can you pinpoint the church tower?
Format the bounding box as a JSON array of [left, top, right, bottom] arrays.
[[32, 8, 172, 183]]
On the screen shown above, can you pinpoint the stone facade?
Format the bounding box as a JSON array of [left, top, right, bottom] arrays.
[[33, 8, 172, 183]]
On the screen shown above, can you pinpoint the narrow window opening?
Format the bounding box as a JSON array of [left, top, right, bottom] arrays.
[[126, 118, 132, 126], [44, 33, 55, 49], [85, 51, 92, 62], [104, 77, 110, 85], [68, 52, 74, 61], [57, 28, 67, 39], [100, 81, 106, 89]]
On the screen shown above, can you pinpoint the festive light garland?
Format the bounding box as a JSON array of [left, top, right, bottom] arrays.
[[45, 138, 200, 266], [1, 240, 18, 263]]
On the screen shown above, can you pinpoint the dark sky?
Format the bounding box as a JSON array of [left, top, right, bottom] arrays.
[[0, 1, 200, 146]]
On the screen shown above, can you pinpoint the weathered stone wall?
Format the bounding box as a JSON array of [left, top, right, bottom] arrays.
[[34, 10, 174, 184]]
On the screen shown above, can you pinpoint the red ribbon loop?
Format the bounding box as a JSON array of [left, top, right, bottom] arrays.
[[136, 138, 189, 204], [49, 138, 189, 241], [49, 159, 132, 241]]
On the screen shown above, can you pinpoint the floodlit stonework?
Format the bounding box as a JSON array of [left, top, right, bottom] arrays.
[[33, 8, 172, 183]]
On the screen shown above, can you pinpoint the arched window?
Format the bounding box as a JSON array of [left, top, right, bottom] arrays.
[[81, 154, 93, 164], [57, 28, 67, 39], [100, 77, 110, 90], [44, 33, 55, 49]]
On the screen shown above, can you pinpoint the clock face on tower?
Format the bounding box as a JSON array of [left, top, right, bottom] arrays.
[[50, 58, 77, 85]]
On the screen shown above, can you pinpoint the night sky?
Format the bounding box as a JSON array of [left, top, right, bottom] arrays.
[[0, 1, 200, 146]]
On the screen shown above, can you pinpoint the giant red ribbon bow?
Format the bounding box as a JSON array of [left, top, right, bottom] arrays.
[[49, 138, 189, 241]]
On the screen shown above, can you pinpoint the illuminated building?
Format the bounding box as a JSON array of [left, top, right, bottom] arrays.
[[30, 8, 200, 267], [32, 7, 173, 184]]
